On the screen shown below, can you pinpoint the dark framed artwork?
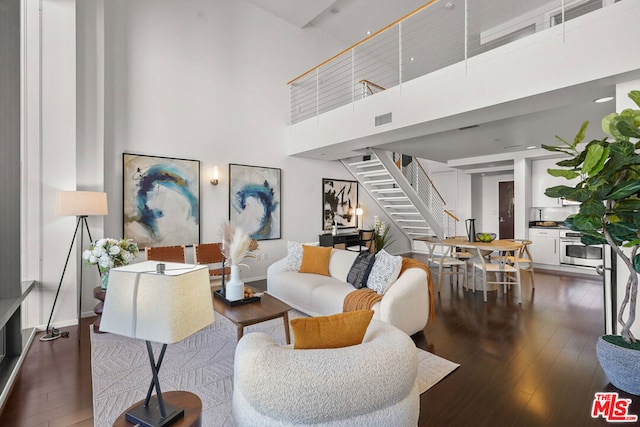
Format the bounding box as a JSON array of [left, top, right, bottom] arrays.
[[322, 178, 358, 230], [229, 163, 281, 240], [123, 153, 200, 248]]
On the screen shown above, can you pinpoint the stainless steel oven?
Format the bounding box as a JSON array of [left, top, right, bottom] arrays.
[[559, 230, 603, 268]]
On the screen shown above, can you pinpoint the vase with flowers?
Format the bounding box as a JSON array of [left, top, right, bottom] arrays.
[[83, 238, 139, 288], [221, 222, 259, 301], [371, 216, 395, 253]]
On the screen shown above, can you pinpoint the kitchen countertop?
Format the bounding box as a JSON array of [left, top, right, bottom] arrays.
[[528, 220, 568, 229]]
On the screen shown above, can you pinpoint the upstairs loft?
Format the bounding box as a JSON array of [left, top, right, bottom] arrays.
[[284, 0, 640, 169]]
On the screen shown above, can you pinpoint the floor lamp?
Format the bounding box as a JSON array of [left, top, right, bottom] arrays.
[[40, 191, 108, 342]]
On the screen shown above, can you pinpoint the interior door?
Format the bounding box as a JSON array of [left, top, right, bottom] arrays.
[[498, 181, 514, 239]]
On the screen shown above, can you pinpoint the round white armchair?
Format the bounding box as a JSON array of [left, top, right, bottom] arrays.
[[232, 320, 420, 426]]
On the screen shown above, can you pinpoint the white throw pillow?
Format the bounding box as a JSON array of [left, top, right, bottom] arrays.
[[284, 241, 319, 271], [367, 249, 402, 295]]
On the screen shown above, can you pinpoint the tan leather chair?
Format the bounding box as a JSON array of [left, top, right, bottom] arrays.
[[145, 245, 186, 263], [193, 242, 230, 281]]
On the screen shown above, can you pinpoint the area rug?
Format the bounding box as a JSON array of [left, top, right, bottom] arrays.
[[91, 311, 459, 426]]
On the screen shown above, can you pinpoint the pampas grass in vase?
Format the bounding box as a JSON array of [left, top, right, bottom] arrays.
[[221, 222, 258, 301]]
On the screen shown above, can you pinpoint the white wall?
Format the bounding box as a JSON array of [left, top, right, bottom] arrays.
[[422, 158, 471, 237], [23, 0, 409, 329]]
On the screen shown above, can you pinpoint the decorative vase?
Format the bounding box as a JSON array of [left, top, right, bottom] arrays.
[[100, 269, 110, 289], [225, 265, 244, 301], [596, 335, 640, 395]]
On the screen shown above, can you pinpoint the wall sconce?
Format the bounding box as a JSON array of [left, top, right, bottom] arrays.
[[210, 166, 219, 185]]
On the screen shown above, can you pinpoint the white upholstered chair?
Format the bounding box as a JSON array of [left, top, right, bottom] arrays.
[[232, 320, 420, 426]]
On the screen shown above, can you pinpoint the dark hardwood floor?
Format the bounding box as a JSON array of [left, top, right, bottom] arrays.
[[1, 257, 638, 426]]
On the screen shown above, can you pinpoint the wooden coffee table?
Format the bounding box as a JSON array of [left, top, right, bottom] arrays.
[[212, 288, 292, 344]]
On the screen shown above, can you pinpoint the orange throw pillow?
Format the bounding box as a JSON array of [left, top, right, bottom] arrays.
[[298, 245, 332, 276], [291, 310, 374, 349]]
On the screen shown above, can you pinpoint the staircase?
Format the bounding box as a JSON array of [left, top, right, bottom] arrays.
[[342, 148, 455, 242]]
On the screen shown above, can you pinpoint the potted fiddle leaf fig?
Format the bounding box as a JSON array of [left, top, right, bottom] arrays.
[[542, 90, 640, 395]]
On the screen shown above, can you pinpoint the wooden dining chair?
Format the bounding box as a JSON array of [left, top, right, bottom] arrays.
[[432, 243, 467, 292], [193, 242, 230, 282], [471, 246, 522, 303], [505, 239, 534, 289], [145, 245, 187, 263], [346, 229, 375, 253]]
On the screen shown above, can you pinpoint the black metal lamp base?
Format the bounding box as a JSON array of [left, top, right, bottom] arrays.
[[39, 328, 69, 342], [125, 396, 184, 427]]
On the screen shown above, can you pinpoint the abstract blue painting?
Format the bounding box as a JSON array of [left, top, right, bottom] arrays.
[[123, 153, 200, 247], [229, 163, 281, 240]]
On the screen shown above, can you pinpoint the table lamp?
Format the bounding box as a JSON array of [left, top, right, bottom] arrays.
[[100, 261, 214, 427]]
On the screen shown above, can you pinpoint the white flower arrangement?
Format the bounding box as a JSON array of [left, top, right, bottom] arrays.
[[221, 222, 258, 268], [371, 215, 394, 253], [83, 238, 139, 274]]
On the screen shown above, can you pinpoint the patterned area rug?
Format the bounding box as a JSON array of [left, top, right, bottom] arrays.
[[91, 311, 459, 426]]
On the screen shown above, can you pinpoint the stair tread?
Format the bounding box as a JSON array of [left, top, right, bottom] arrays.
[[348, 159, 382, 167]]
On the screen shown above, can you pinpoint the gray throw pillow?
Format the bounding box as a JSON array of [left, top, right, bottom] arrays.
[[346, 252, 375, 289]]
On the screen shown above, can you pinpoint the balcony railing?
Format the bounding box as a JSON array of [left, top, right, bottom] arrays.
[[288, 0, 622, 125]]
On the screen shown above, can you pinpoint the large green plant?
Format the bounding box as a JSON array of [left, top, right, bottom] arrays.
[[542, 90, 640, 344]]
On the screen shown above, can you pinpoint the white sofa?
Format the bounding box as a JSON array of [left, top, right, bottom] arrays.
[[267, 249, 430, 335], [232, 319, 420, 426]]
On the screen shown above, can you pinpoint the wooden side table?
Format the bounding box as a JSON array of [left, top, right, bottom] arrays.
[[113, 391, 202, 427]]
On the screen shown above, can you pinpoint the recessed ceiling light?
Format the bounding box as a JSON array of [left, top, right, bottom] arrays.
[[527, 145, 537, 149], [366, 30, 371, 35], [594, 96, 614, 103], [410, 57, 415, 62]]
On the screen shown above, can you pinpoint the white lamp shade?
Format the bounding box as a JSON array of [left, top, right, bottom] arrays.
[[56, 191, 108, 216], [100, 261, 214, 343]]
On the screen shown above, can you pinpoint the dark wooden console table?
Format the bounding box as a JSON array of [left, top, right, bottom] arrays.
[[319, 232, 360, 248]]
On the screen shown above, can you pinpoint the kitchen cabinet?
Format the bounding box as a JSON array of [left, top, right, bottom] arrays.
[[529, 228, 560, 265], [531, 158, 579, 208]]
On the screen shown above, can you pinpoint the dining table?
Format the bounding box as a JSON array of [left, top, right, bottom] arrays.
[[439, 237, 524, 291], [440, 236, 523, 254]]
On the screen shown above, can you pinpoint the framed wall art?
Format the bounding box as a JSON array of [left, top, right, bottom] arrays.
[[229, 163, 281, 240], [322, 178, 358, 230], [123, 153, 200, 248]]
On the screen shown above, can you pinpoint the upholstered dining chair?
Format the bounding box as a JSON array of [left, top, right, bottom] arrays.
[[346, 229, 375, 253], [145, 245, 187, 263], [193, 242, 230, 281]]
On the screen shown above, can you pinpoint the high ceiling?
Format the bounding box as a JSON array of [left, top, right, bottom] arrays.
[[246, 0, 627, 170]]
